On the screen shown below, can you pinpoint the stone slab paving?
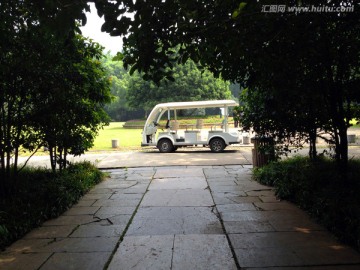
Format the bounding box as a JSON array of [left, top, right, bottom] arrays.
[[108, 166, 236, 270], [1, 165, 360, 270]]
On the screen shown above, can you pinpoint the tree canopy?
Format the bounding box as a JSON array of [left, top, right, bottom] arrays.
[[0, 0, 111, 187], [126, 59, 232, 112], [101, 55, 232, 120], [101, 54, 137, 121]]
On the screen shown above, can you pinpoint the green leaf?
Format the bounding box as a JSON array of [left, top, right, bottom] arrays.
[[232, 10, 239, 19], [112, 52, 124, 61], [232, 2, 247, 19], [239, 2, 247, 11], [129, 64, 138, 75]]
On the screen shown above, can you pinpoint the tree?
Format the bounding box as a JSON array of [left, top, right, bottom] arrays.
[[126, 59, 232, 112], [240, 85, 331, 160], [100, 55, 232, 120], [31, 36, 111, 171], [101, 54, 145, 121], [0, 0, 111, 190], [236, 2, 360, 165], [0, 0, 46, 181]]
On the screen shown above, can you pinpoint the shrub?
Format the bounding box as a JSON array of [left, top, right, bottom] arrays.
[[253, 156, 360, 251], [0, 162, 104, 250]]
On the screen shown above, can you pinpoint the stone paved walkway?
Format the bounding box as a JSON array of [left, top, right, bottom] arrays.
[[1, 165, 360, 269]]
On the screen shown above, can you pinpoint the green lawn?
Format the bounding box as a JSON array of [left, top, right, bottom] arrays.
[[90, 122, 143, 151], [350, 119, 360, 128]]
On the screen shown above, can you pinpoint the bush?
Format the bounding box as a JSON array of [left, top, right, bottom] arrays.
[[0, 162, 104, 250], [253, 156, 360, 251]]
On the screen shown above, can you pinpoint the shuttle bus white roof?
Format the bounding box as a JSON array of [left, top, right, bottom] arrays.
[[153, 100, 238, 110]]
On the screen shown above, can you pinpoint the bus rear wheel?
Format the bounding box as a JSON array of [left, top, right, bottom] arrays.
[[209, 138, 225, 153]]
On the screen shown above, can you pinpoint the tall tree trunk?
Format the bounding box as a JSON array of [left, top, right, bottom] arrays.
[[63, 148, 68, 170], [334, 84, 348, 170], [13, 147, 19, 182], [5, 149, 11, 177], [338, 125, 348, 170], [329, 105, 348, 170], [5, 105, 12, 178], [58, 148, 63, 172], [308, 128, 317, 160], [49, 146, 56, 172]]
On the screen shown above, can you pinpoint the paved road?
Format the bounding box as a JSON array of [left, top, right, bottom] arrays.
[[17, 146, 254, 169], [16, 145, 360, 169], [1, 165, 360, 269]]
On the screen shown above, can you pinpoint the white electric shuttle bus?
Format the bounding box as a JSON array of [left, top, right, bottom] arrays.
[[141, 100, 247, 153]]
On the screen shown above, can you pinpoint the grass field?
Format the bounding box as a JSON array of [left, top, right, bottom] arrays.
[[89, 122, 143, 152]]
